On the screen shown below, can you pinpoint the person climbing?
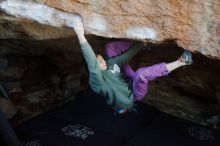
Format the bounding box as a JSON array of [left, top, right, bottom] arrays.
[[72, 17, 193, 114]]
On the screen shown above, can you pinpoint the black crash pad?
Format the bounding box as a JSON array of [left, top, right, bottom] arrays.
[[15, 89, 220, 146], [126, 113, 220, 146], [16, 89, 160, 146]]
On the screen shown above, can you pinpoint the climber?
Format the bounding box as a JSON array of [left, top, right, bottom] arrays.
[[72, 17, 193, 114]]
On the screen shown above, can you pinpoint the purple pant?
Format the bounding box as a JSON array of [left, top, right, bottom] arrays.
[[105, 41, 169, 101]]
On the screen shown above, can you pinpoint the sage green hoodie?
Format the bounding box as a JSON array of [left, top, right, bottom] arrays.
[[80, 42, 143, 110]]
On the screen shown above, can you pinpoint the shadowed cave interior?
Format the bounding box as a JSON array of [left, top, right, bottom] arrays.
[[0, 35, 220, 146]]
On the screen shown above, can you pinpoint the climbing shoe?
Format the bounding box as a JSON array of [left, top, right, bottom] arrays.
[[181, 50, 193, 65], [115, 108, 128, 114]]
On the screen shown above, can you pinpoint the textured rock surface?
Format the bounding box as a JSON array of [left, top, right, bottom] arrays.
[[0, 36, 219, 129], [0, 12, 74, 40], [0, 0, 220, 59], [0, 98, 17, 119], [0, 0, 220, 129]]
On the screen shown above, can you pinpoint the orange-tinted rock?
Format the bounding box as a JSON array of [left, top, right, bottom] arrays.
[[1, 0, 220, 59], [0, 12, 74, 40]]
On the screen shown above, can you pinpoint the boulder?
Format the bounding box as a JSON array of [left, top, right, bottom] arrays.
[[0, 0, 220, 59]]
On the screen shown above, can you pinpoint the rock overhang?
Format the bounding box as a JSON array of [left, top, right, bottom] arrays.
[[0, 0, 220, 59]]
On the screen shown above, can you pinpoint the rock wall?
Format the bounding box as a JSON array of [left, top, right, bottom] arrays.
[[0, 0, 220, 59], [0, 36, 220, 129]]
